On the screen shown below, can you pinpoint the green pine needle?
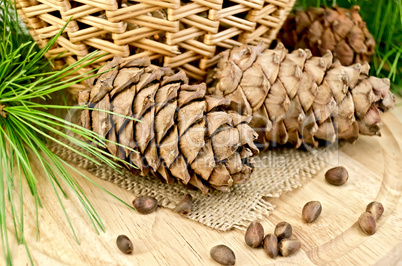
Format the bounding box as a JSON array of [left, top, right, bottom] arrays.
[[295, 0, 402, 94], [0, 1, 138, 265]]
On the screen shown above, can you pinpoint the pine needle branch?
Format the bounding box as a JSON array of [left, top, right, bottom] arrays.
[[0, 1, 137, 265]]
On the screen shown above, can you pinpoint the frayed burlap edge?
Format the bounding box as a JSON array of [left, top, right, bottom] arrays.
[[49, 141, 333, 231]]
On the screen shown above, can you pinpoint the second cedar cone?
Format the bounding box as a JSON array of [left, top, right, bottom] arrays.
[[79, 57, 258, 193], [277, 6, 375, 66], [212, 42, 395, 149]]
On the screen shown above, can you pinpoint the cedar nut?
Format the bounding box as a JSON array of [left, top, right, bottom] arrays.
[[366, 201, 384, 221], [116, 235, 133, 255], [174, 194, 193, 216], [302, 201, 322, 223], [133, 195, 158, 214], [245, 221, 264, 248], [325, 166, 348, 186], [210, 245, 236, 265], [263, 234, 278, 259], [358, 212, 376, 235], [274, 222, 292, 240], [278, 238, 301, 257]]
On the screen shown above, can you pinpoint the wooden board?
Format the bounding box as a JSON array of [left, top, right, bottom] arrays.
[[3, 103, 402, 265]]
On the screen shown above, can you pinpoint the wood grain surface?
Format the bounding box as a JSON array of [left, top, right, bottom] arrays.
[[2, 101, 402, 266]]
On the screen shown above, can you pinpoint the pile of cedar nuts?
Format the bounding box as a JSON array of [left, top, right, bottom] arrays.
[[115, 166, 384, 266]]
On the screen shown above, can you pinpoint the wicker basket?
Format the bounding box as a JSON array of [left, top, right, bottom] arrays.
[[16, 0, 295, 95]]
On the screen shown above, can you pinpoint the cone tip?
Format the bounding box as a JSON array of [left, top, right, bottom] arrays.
[[352, 5, 361, 12]]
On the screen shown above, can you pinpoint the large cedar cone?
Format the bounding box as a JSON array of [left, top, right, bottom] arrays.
[[277, 6, 376, 66], [212, 42, 395, 150], [78, 57, 258, 193]]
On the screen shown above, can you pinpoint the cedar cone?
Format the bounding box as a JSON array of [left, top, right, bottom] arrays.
[[79, 57, 258, 193], [211, 42, 395, 150], [277, 6, 376, 66]]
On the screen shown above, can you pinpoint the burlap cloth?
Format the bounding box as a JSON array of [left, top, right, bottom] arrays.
[[49, 142, 333, 231]]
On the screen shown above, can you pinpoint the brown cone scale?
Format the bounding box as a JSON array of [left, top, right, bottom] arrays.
[[277, 6, 376, 66], [79, 57, 258, 193], [212, 42, 395, 150]]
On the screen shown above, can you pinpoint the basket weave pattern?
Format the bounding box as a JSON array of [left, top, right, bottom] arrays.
[[16, 0, 295, 95]]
